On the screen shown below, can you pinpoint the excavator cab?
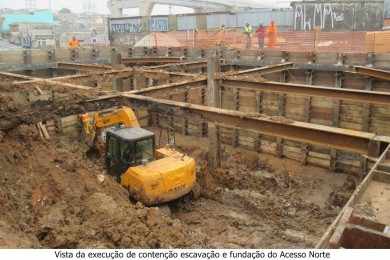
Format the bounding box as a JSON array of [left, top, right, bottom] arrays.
[[106, 127, 155, 180]]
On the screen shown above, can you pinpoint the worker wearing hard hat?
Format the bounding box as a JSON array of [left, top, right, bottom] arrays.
[[244, 23, 253, 49], [267, 21, 278, 49], [67, 36, 80, 49], [256, 24, 266, 49]]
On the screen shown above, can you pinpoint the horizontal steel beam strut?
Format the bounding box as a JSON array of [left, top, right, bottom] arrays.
[[120, 93, 386, 157], [127, 78, 207, 96], [10, 71, 205, 99], [222, 79, 390, 105], [122, 57, 184, 66], [147, 60, 207, 70], [57, 62, 113, 71], [354, 66, 390, 81], [87, 78, 207, 102], [136, 68, 198, 79], [148, 61, 293, 76], [13, 68, 136, 85], [229, 62, 295, 76], [12, 66, 195, 86], [0, 71, 35, 81], [4, 66, 389, 157]]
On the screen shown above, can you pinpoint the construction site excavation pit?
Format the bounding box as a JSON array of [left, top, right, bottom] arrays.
[[0, 120, 354, 248], [1, 51, 390, 249]]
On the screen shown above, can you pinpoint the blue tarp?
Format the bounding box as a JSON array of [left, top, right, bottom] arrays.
[[0, 10, 55, 32]]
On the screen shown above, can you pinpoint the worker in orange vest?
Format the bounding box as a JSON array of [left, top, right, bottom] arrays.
[[68, 36, 80, 49], [267, 21, 278, 49]]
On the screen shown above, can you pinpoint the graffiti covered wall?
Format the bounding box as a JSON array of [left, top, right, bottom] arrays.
[[291, 0, 384, 31]]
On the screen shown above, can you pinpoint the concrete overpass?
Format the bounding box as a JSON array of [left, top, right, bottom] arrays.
[[107, 0, 280, 17]]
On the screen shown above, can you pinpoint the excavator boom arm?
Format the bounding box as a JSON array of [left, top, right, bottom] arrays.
[[80, 106, 140, 148]]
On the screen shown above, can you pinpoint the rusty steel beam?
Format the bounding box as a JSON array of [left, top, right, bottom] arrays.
[[354, 66, 390, 81], [228, 62, 294, 76], [149, 61, 292, 75], [122, 57, 184, 66], [127, 78, 206, 96], [57, 62, 113, 71], [221, 79, 390, 105], [8, 72, 104, 93], [30, 78, 94, 91], [10, 68, 204, 96], [10, 67, 201, 97], [0, 71, 35, 81], [135, 68, 198, 80], [120, 93, 386, 157], [86, 78, 207, 102], [13, 68, 135, 85], [147, 60, 207, 70]]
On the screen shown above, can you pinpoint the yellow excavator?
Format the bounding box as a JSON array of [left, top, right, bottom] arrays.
[[80, 106, 197, 206]]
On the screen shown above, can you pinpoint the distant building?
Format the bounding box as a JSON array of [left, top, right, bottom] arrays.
[[0, 10, 55, 33], [0, 9, 55, 48], [9, 22, 55, 48]]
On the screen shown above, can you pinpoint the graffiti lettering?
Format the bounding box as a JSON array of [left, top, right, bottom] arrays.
[[322, 4, 334, 29], [294, 4, 304, 30], [293, 2, 383, 31], [110, 19, 142, 33], [150, 17, 169, 32], [313, 4, 322, 28]]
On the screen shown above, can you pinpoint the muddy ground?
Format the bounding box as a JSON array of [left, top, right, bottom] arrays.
[[0, 122, 356, 248]]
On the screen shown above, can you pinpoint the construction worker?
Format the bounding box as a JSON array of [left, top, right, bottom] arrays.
[[244, 22, 253, 49], [255, 24, 266, 49], [67, 36, 80, 49], [267, 21, 278, 49]]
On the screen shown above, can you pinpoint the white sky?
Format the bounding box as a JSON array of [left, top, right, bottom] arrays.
[[0, 0, 292, 15]]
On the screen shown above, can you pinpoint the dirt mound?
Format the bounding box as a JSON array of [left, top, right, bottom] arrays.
[[0, 124, 206, 248], [212, 152, 301, 193]]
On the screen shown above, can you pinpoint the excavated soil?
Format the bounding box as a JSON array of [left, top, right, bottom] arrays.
[[0, 125, 207, 248]]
